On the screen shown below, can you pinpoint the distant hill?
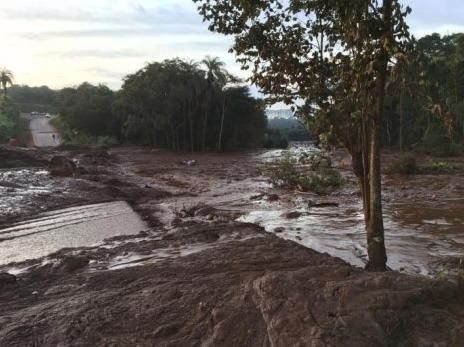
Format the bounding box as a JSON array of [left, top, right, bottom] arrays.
[[265, 108, 313, 143], [266, 109, 294, 119]]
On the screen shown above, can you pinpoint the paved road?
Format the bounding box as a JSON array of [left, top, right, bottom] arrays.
[[29, 116, 61, 147]]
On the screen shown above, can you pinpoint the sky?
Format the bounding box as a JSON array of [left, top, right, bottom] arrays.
[[1, 0, 463, 91]]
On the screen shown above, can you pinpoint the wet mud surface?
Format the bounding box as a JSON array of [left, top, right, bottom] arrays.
[[0, 144, 464, 346]]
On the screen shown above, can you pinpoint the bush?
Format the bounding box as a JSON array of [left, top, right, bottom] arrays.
[[298, 167, 342, 193], [269, 153, 342, 193], [420, 161, 463, 174], [268, 153, 300, 186], [414, 123, 463, 157], [388, 154, 418, 175], [0, 112, 14, 143], [51, 116, 118, 148]]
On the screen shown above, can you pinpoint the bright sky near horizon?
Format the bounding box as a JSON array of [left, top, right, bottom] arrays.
[[0, 0, 463, 91]]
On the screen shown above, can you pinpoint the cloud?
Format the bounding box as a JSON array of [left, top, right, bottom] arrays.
[[17, 26, 206, 40], [41, 49, 146, 59], [0, 2, 201, 27]]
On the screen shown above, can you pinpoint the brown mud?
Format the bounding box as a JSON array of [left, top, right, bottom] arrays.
[[0, 144, 464, 346]]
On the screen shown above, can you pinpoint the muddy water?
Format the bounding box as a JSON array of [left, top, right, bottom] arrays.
[[0, 201, 147, 265], [240, 144, 464, 275]]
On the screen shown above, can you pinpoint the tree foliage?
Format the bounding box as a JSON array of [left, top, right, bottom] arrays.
[[0, 69, 14, 96], [383, 33, 464, 155], [55, 58, 266, 151], [114, 58, 266, 150], [7, 85, 58, 113], [57, 83, 115, 137]]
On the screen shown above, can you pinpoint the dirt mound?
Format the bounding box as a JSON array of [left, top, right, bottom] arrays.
[[48, 156, 77, 176], [0, 226, 462, 346]]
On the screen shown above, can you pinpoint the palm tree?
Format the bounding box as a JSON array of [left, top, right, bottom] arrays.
[[201, 56, 229, 151], [0, 69, 14, 96]]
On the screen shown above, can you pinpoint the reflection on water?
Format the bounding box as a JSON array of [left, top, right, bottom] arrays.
[[0, 201, 147, 265]]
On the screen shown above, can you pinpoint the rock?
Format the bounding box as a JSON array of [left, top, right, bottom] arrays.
[[179, 159, 197, 167], [266, 194, 280, 202], [48, 156, 77, 177], [58, 256, 89, 273], [250, 193, 265, 200], [307, 200, 339, 208], [283, 211, 303, 219], [0, 272, 16, 287], [274, 227, 285, 233]]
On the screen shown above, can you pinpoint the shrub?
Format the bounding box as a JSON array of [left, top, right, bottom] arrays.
[[51, 116, 118, 148], [269, 153, 342, 193], [299, 168, 342, 193], [0, 112, 14, 142], [420, 161, 463, 174], [414, 123, 463, 157], [388, 154, 418, 175], [268, 152, 299, 186]]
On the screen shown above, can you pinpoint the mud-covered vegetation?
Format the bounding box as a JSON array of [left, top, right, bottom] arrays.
[[269, 153, 342, 194], [388, 154, 464, 174]]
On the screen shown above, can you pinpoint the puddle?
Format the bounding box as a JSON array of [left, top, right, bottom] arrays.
[[0, 201, 148, 265]]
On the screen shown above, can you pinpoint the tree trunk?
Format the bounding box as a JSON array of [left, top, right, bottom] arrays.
[[202, 93, 210, 152], [217, 96, 226, 152], [363, 0, 392, 272], [399, 89, 404, 152]]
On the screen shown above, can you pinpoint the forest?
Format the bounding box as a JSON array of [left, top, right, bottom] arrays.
[[382, 33, 464, 156]]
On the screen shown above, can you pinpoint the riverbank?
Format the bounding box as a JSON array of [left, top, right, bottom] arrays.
[[0, 144, 463, 346]]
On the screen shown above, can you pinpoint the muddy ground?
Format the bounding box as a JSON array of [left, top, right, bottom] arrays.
[[0, 144, 464, 346]]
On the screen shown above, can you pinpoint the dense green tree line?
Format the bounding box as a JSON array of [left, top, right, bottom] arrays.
[[55, 58, 266, 151], [383, 33, 464, 155], [7, 85, 58, 113]]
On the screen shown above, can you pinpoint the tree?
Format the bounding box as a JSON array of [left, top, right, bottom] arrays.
[[114, 58, 265, 151], [201, 56, 227, 151], [195, 0, 411, 270], [57, 83, 115, 137], [0, 69, 14, 96], [201, 56, 240, 151]]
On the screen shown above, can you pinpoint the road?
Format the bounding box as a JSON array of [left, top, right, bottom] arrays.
[[29, 116, 61, 147]]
